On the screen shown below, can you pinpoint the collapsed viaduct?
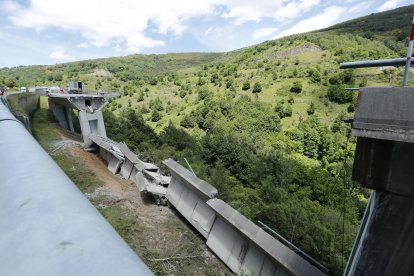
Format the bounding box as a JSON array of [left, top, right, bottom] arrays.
[[0, 91, 326, 275], [4, 84, 414, 275]]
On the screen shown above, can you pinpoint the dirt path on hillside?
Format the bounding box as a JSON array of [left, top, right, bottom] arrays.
[[69, 144, 172, 224], [64, 142, 230, 275]]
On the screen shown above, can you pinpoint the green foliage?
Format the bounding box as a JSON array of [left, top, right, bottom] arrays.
[[180, 113, 196, 128], [307, 102, 315, 115], [8, 7, 411, 272], [290, 81, 302, 93], [327, 86, 354, 104], [179, 89, 187, 98], [252, 82, 262, 93], [151, 109, 161, 122], [242, 80, 250, 90], [149, 97, 164, 111], [198, 86, 210, 100]]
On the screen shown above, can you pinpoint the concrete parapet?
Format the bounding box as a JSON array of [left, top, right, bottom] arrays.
[[207, 199, 324, 276], [163, 158, 217, 200], [163, 158, 217, 238], [5, 92, 40, 132]]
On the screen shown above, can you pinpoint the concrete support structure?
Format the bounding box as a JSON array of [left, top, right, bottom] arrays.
[[49, 100, 74, 132], [48, 92, 118, 147], [345, 87, 414, 275], [79, 110, 106, 147]]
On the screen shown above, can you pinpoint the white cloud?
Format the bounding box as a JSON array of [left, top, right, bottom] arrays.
[[253, 27, 278, 40], [273, 0, 320, 21], [0, 0, 21, 12], [7, 0, 224, 52], [77, 42, 90, 49], [221, 0, 284, 25], [4, 0, 328, 52], [49, 49, 74, 60], [377, 0, 402, 12], [348, 1, 373, 13], [274, 6, 347, 39]]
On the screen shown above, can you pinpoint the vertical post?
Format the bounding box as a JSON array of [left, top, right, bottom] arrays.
[[403, 14, 414, 86]]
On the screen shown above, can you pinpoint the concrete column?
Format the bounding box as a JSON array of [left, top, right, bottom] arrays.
[[65, 107, 74, 132], [78, 110, 107, 147], [49, 101, 69, 130]]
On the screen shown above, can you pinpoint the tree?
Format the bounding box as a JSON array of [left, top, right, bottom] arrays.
[[179, 90, 187, 98], [198, 86, 210, 100], [290, 81, 302, 93], [151, 110, 161, 122], [180, 114, 196, 128], [326, 86, 354, 104], [149, 78, 157, 85], [242, 80, 250, 90], [307, 102, 315, 115], [252, 82, 262, 93]]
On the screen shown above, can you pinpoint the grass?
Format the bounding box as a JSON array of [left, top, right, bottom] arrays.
[[31, 96, 103, 193]]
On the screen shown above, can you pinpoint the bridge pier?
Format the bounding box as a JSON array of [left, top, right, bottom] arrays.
[[48, 92, 117, 147], [78, 110, 106, 147], [49, 100, 74, 132], [345, 87, 414, 275]]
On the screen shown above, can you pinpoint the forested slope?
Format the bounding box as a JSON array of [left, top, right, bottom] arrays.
[[1, 4, 414, 274]]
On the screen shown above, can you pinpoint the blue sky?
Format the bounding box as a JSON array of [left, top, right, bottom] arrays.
[[0, 0, 412, 67]]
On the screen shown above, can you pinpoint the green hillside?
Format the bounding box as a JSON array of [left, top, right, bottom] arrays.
[[1, 4, 414, 274]]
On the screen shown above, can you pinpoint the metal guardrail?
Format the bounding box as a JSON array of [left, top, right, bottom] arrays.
[[0, 96, 152, 275]]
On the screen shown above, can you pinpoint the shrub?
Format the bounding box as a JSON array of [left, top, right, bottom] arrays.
[[290, 81, 302, 93], [307, 102, 315, 115], [326, 86, 354, 104], [151, 110, 161, 122], [180, 114, 196, 128], [242, 80, 250, 90], [179, 90, 187, 98], [252, 82, 262, 93]]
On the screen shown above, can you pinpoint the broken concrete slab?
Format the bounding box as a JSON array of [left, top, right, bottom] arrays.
[[207, 198, 325, 276]]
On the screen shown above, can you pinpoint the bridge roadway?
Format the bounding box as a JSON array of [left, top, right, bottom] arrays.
[[0, 96, 152, 275]]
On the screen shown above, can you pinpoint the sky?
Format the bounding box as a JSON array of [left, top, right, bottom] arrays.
[[0, 0, 412, 67]]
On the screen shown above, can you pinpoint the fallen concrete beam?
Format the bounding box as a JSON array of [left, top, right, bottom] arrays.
[[207, 198, 325, 276], [163, 159, 217, 238], [90, 135, 124, 174], [163, 158, 217, 200]]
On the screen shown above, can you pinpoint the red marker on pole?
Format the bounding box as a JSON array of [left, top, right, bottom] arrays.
[[403, 15, 414, 86]]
